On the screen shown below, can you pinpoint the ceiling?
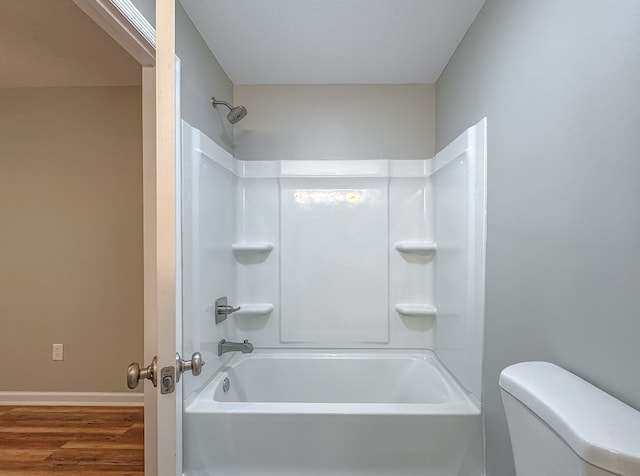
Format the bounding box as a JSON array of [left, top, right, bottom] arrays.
[[180, 0, 485, 85], [0, 0, 140, 88]]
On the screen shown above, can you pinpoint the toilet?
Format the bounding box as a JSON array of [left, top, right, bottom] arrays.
[[499, 362, 640, 476]]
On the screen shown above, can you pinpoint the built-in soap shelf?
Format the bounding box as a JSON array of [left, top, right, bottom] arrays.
[[395, 241, 437, 258], [395, 304, 437, 318], [232, 242, 274, 253], [233, 303, 274, 318]]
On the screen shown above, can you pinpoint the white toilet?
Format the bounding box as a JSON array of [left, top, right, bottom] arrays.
[[499, 362, 640, 476]]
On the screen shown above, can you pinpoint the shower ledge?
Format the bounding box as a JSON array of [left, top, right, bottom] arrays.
[[395, 304, 437, 318], [233, 303, 274, 318], [394, 241, 437, 258], [232, 242, 274, 253]]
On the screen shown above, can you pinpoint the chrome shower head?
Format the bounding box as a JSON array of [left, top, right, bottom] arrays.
[[226, 104, 247, 124], [211, 97, 248, 124]]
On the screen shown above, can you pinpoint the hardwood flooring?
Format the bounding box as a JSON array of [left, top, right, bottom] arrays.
[[0, 406, 144, 475]]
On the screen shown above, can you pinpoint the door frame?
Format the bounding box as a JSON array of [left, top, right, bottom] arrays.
[[73, 1, 181, 474], [72, 0, 155, 66]]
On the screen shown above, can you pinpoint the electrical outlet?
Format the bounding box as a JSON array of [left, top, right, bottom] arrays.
[[52, 344, 64, 361]]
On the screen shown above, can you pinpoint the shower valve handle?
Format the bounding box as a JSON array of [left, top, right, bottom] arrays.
[[217, 304, 241, 315], [214, 296, 241, 324]]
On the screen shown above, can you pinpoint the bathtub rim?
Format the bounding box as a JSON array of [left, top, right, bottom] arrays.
[[185, 349, 480, 416]]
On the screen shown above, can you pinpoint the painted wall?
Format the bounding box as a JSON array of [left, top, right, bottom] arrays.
[[435, 1, 640, 474], [0, 87, 143, 393], [130, 1, 434, 160], [233, 84, 435, 160], [130, 0, 235, 151]]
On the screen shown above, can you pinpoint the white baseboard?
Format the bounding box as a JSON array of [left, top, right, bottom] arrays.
[[0, 391, 144, 407]]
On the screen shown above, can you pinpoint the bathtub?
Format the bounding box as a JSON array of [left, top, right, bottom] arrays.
[[184, 351, 483, 476]]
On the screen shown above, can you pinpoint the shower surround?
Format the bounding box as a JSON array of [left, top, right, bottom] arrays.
[[181, 119, 487, 475]]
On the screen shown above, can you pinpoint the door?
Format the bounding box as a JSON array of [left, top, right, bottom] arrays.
[[145, 2, 180, 475], [127, 5, 182, 476], [128, 2, 181, 475], [76, 1, 182, 474], [134, 39, 185, 476]]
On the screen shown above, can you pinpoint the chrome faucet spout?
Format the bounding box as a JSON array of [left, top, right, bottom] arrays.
[[218, 339, 254, 356]]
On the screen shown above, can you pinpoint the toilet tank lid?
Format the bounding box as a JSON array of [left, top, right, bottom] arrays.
[[499, 362, 640, 476]]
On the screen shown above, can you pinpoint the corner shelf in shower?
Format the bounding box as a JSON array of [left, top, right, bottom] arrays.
[[233, 303, 274, 318], [395, 304, 437, 318], [231, 242, 274, 253], [394, 241, 437, 258]]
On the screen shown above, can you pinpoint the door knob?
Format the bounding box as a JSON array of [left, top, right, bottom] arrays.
[[127, 356, 157, 389], [176, 352, 205, 382]]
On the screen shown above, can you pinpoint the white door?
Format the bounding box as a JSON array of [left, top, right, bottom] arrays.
[[144, 2, 180, 475], [75, 1, 183, 474], [126, 2, 182, 475], [121, 2, 183, 474]]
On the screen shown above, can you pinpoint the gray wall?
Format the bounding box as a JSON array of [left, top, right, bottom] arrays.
[[435, 1, 640, 474], [130, 0, 234, 151], [234, 84, 435, 160], [0, 87, 143, 393]]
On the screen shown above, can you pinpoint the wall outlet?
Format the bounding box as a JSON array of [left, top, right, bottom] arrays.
[[52, 344, 64, 361]]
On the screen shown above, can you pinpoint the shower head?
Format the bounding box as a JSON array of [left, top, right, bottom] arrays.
[[227, 104, 247, 124], [211, 97, 248, 124]]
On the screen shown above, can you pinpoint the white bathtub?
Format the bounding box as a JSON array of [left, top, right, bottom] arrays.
[[184, 351, 483, 476]]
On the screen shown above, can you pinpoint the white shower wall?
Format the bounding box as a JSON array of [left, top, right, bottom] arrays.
[[181, 119, 486, 400], [182, 128, 239, 400], [234, 174, 434, 348], [433, 122, 487, 400]]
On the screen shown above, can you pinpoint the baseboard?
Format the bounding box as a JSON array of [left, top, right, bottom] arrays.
[[0, 391, 144, 407]]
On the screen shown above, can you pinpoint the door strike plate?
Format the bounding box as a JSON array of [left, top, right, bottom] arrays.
[[160, 366, 175, 394]]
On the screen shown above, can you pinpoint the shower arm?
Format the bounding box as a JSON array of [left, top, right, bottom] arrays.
[[211, 97, 233, 111]]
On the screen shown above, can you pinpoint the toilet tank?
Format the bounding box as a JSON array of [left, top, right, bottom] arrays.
[[499, 362, 640, 476]]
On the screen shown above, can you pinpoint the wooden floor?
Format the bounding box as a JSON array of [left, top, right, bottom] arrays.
[[0, 406, 144, 475]]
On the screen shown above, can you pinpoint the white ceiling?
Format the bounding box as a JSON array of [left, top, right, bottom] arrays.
[[0, 0, 140, 88], [180, 0, 485, 85]]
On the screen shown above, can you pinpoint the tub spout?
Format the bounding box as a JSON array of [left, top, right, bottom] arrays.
[[218, 339, 253, 356]]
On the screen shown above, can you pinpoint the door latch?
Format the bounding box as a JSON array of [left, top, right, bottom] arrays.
[[160, 366, 175, 394]]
